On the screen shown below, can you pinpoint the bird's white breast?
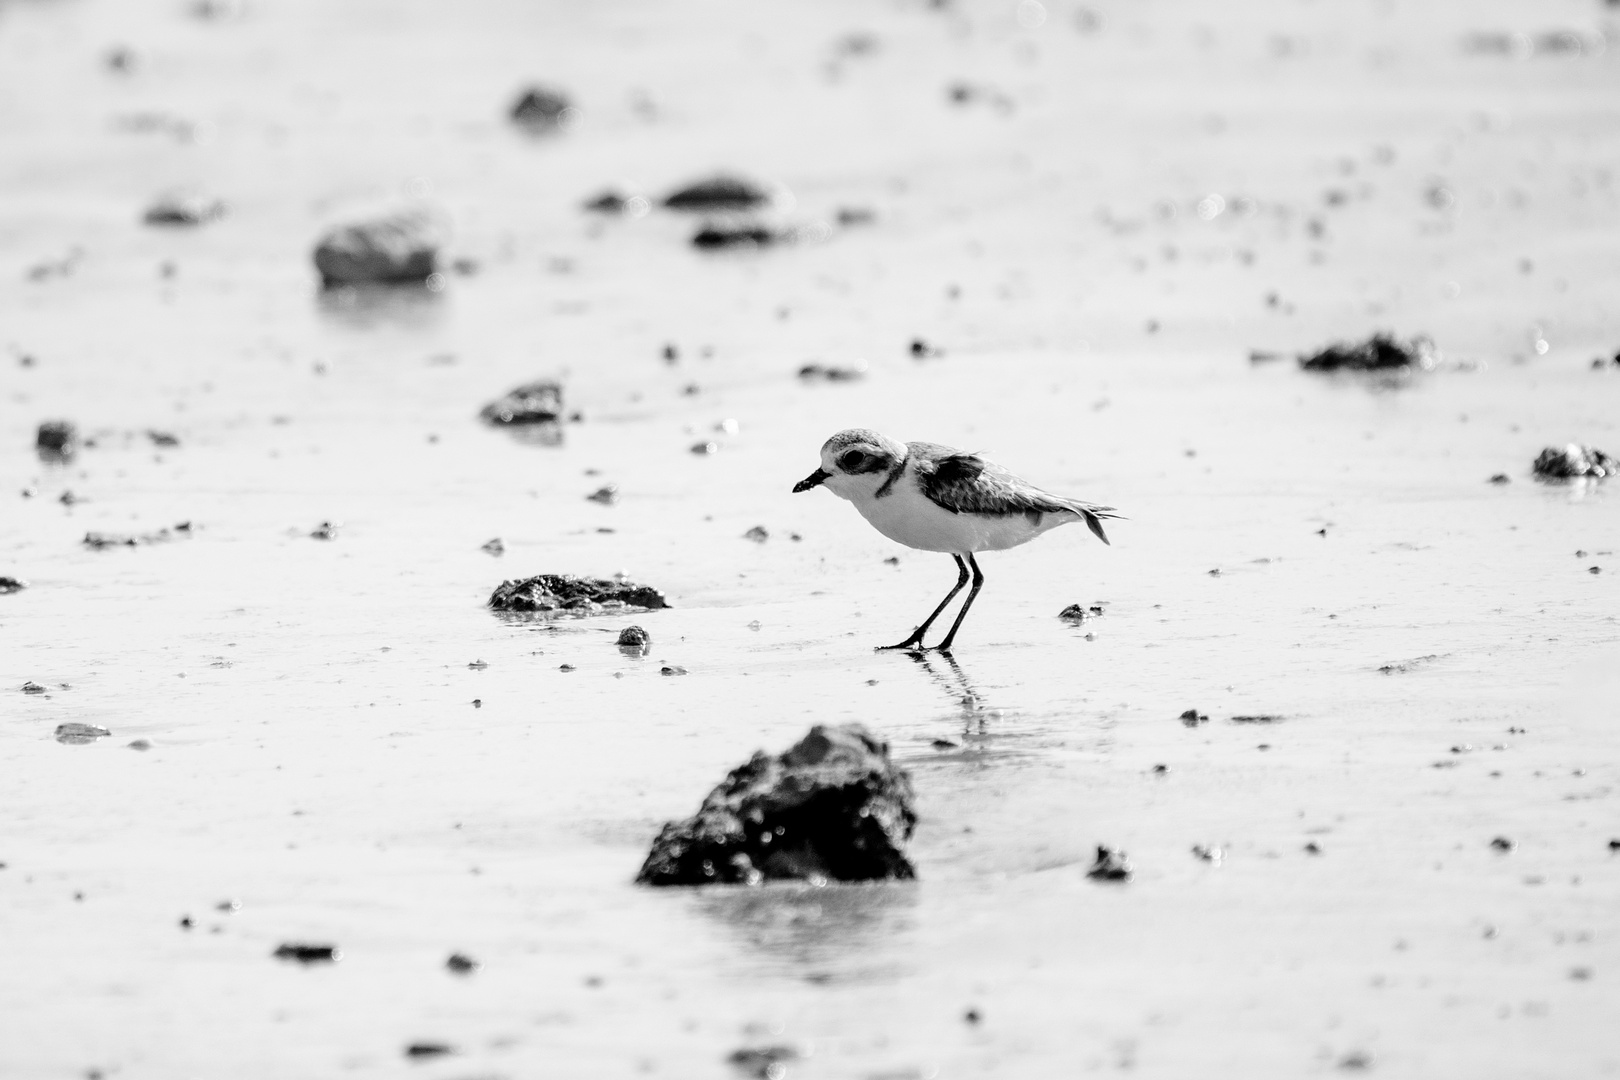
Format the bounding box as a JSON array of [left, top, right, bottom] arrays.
[[848, 468, 1073, 554]]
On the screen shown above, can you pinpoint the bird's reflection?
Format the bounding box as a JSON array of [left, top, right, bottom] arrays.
[[908, 650, 993, 733]]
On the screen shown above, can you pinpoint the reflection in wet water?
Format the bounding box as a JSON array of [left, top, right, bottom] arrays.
[[314, 281, 446, 330], [692, 881, 918, 984], [910, 652, 998, 736]]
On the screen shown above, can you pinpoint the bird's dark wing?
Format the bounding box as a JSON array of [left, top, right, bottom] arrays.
[[911, 444, 1121, 545]]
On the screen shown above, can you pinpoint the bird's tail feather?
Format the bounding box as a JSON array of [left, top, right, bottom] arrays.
[[1062, 501, 1123, 546]]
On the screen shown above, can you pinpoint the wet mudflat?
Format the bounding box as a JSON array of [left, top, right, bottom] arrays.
[[3, 0, 1620, 1077]]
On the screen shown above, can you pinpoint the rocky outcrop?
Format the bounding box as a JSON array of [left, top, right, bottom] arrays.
[[312, 210, 441, 286], [636, 724, 917, 886], [488, 574, 669, 614]]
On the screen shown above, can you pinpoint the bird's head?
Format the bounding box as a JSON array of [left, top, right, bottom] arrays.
[[793, 428, 907, 501]]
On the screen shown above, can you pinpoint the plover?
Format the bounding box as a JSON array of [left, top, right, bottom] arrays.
[[793, 428, 1120, 652]]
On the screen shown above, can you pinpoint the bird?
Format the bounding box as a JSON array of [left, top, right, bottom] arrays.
[[793, 428, 1120, 652]]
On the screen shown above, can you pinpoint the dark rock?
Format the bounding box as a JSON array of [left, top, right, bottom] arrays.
[[963, 1008, 982, 1024], [1532, 443, 1617, 479], [488, 573, 670, 614], [312, 210, 441, 287], [583, 189, 628, 212], [582, 188, 646, 214], [586, 484, 619, 505], [1489, 836, 1515, 852], [36, 420, 78, 458], [309, 521, 339, 541], [510, 85, 573, 130], [272, 943, 340, 963], [22, 681, 47, 694], [742, 525, 769, 543], [690, 440, 718, 455], [910, 337, 944, 359], [1178, 709, 1209, 727], [142, 190, 226, 227], [798, 361, 866, 381], [660, 665, 688, 676], [404, 1042, 454, 1059], [146, 430, 181, 447], [1086, 845, 1133, 882], [127, 739, 151, 751], [836, 206, 877, 226], [1059, 603, 1105, 623], [692, 223, 781, 249], [0, 576, 27, 594], [1191, 844, 1223, 862], [727, 1045, 799, 1078], [55, 724, 111, 745], [1298, 332, 1437, 372], [1338, 1051, 1374, 1071], [84, 522, 194, 549], [636, 723, 918, 886], [480, 538, 505, 556], [617, 625, 651, 649], [479, 380, 564, 425], [663, 175, 771, 212], [445, 953, 480, 974], [1230, 714, 1283, 724], [1488, 473, 1511, 484]]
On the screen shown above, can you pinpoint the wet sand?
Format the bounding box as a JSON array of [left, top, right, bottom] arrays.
[[3, 0, 1619, 1076]]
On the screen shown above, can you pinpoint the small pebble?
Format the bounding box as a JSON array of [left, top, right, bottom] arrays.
[[272, 943, 340, 964], [1086, 845, 1132, 882], [404, 1043, 454, 1059]]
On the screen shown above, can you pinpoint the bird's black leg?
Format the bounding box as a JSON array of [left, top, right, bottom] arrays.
[[932, 554, 985, 654], [877, 555, 970, 651]]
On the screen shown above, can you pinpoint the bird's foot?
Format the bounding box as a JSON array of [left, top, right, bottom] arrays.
[[875, 639, 926, 652]]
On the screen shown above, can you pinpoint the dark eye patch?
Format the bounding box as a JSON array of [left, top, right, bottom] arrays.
[[838, 449, 866, 471]]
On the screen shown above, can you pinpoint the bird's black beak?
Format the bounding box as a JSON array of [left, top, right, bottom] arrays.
[[792, 467, 830, 493]]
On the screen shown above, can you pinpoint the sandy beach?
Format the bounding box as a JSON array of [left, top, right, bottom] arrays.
[[3, 0, 1619, 1076]]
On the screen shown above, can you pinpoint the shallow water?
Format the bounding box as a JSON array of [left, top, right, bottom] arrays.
[[4, 0, 1620, 1076]]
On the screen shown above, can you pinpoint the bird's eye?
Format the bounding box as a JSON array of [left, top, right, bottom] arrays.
[[838, 449, 865, 471]]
